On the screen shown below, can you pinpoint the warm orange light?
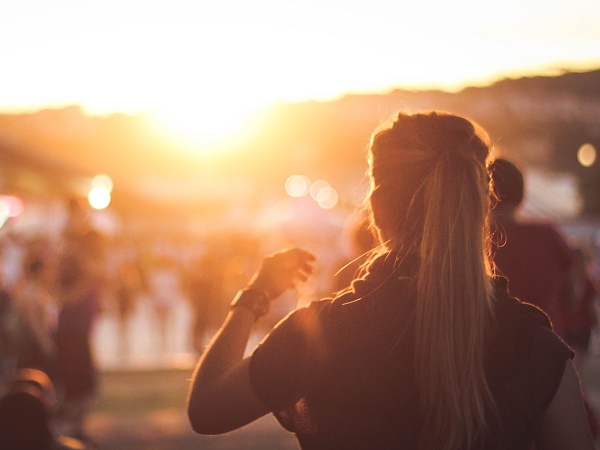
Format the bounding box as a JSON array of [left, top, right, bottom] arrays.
[[310, 180, 330, 200], [2, 196, 24, 217], [0, 195, 23, 227], [578, 143, 597, 167], [316, 186, 338, 209], [158, 112, 237, 144], [0, 201, 9, 227], [92, 174, 113, 192], [286, 175, 310, 197], [88, 187, 111, 209]]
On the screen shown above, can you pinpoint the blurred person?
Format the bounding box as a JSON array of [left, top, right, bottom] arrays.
[[14, 253, 58, 380], [62, 198, 91, 246], [55, 230, 105, 442], [147, 255, 182, 355], [0, 368, 90, 450], [491, 158, 599, 438], [489, 158, 576, 337], [0, 267, 19, 384], [183, 250, 224, 353], [564, 248, 598, 367], [0, 231, 25, 289], [112, 258, 141, 362], [188, 112, 594, 449]]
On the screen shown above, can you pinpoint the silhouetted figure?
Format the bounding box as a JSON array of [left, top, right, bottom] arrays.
[[490, 158, 577, 336], [565, 248, 598, 360], [188, 112, 594, 449], [0, 368, 90, 450], [490, 157, 598, 438], [55, 231, 104, 442]]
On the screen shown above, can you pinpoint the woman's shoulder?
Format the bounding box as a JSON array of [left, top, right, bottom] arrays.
[[487, 279, 574, 387]]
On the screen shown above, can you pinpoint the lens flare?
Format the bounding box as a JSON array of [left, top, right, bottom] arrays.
[[285, 175, 310, 197], [316, 186, 338, 209], [92, 174, 113, 192], [310, 180, 330, 200]]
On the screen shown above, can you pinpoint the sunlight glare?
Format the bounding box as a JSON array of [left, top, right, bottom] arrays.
[[0, 0, 599, 118], [156, 103, 257, 146]]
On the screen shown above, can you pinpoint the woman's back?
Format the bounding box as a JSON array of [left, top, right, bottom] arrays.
[[249, 256, 572, 449], [187, 111, 595, 450]]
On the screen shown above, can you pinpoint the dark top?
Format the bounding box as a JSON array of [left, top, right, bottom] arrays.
[[249, 255, 574, 449], [491, 221, 573, 336]]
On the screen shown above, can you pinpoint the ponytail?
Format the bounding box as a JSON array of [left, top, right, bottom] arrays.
[[368, 112, 496, 449], [416, 150, 494, 449]]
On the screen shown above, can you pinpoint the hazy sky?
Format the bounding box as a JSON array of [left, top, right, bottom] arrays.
[[1, 0, 599, 134]]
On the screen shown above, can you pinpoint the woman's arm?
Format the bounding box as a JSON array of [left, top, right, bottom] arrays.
[[535, 360, 596, 449], [187, 248, 315, 435]]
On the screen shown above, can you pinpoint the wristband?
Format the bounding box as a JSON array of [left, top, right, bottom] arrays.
[[230, 287, 271, 321]]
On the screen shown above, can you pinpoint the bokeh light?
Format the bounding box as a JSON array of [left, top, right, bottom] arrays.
[[0, 195, 23, 226], [578, 143, 597, 167], [285, 175, 310, 197], [88, 187, 111, 209], [310, 180, 330, 200], [0, 201, 9, 228], [316, 186, 339, 209], [92, 174, 114, 192], [0, 196, 23, 228], [2, 195, 24, 218]]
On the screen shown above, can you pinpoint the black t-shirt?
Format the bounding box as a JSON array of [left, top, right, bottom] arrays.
[[249, 261, 574, 449]]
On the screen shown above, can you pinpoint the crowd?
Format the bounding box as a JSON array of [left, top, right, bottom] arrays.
[[0, 112, 599, 449], [0, 194, 354, 446], [0, 198, 110, 447]]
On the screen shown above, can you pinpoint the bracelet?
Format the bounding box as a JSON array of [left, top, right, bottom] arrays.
[[230, 287, 271, 321]]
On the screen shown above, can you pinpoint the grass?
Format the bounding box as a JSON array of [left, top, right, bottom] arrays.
[[93, 367, 193, 415], [88, 367, 299, 450]]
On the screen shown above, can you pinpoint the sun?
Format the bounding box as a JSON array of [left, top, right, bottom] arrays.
[[153, 101, 258, 146], [139, 79, 275, 150]]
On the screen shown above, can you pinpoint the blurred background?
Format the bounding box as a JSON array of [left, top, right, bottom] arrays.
[[1, 0, 600, 448]]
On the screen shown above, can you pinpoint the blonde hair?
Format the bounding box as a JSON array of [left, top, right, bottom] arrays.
[[368, 111, 495, 449]]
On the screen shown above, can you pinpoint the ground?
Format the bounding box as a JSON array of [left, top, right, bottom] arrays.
[[87, 359, 600, 449], [88, 368, 298, 449]]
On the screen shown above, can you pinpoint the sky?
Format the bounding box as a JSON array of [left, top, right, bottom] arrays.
[[1, 0, 599, 137]]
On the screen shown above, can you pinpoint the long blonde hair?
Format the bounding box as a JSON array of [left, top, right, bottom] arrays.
[[368, 111, 495, 449]]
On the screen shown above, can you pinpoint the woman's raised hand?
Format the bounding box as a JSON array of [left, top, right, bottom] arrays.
[[247, 248, 316, 300]]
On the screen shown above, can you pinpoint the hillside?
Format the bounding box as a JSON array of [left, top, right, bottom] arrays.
[[0, 68, 599, 217]]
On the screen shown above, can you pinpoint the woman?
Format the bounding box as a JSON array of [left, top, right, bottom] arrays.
[[188, 112, 594, 449]]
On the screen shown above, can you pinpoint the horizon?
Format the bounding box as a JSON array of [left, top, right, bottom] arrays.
[[2, 0, 600, 138], [2, 64, 598, 115]]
